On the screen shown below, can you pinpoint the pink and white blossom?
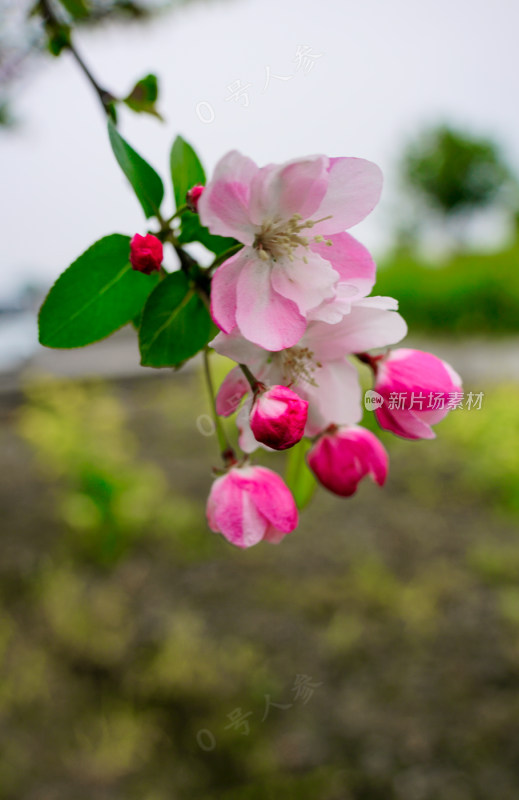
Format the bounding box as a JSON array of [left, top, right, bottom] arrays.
[[250, 384, 308, 450], [213, 297, 407, 450], [307, 425, 388, 497], [206, 465, 298, 548], [199, 151, 383, 350], [373, 348, 463, 440]]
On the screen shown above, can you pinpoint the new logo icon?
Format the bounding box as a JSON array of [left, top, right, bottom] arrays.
[[364, 390, 384, 411]]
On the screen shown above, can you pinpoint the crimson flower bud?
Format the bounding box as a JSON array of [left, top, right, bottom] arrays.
[[307, 425, 388, 497], [129, 233, 163, 274], [250, 385, 308, 451], [186, 184, 205, 212]]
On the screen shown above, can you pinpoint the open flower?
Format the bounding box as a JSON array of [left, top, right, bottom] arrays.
[[373, 348, 463, 439], [307, 425, 388, 497], [213, 296, 407, 451], [199, 151, 383, 350], [206, 465, 298, 548]]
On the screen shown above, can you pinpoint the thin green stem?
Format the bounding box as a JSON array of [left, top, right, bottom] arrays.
[[165, 204, 189, 225], [239, 363, 260, 393], [203, 348, 235, 464], [39, 0, 116, 118], [209, 244, 243, 271]]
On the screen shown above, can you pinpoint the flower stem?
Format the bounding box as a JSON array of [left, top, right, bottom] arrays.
[[203, 348, 235, 465], [209, 244, 243, 271], [38, 0, 116, 119], [165, 205, 189, 225], [239, 363, 260, 393], [354, 352, 385, 373]]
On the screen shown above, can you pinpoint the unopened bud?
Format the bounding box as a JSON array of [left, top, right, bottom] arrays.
[[307, 425, 388, 497], [186, 184, 205, 213], [250, 385, 308, 451], [129, 233, 163, 274]]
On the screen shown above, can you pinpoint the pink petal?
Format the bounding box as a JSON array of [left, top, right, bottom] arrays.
[[236, 402, 262, 454], [235, 257, 306, 351], [305, 301, 407, 361], [215, 366, 250, 417], [377, 349, 462, 397], [206, 471, 268, 548], [270, 249, 338, 315], [239, 491, 270, 548], [307, 425, 388, 496], [311, 157, 383, 234], [262, 526, 287, 544], [310, 232, 376, 300], [210, 249, 249, 334], [249, 156, 329, 223], [210, 328, 266, 370], [245, 466, 298, 533], [302, 360, 362, 436], [198, 150, 258, 243], [375, 404, 436, 440], [346, 427, 389, 486]]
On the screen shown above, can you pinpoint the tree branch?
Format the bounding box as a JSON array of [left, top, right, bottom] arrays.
[[38, 0, 116, 118]]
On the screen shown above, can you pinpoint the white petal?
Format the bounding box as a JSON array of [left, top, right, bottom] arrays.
[[303, 361, 362, 435]]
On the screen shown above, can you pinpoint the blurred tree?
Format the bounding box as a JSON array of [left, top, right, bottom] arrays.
[[396, 125, 518, 253], [401, 125, 514, 217]]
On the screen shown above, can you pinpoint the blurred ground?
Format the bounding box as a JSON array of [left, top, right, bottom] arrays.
[[1, 357, 519, 800]]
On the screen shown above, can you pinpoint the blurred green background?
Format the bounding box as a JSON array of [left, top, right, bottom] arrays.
[[2, 365, 519, 799], [2, 1, 519, 798]]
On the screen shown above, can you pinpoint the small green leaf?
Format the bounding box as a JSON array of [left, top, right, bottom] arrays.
[[285, 438, 318, 510], [108, 120, 164, 219], [57, 0, 89, 20], [39, 234, 158, 348], [178, 211, 238, 255], [139, 272, 216, 368], [170, 135, 205, 209], [46, 24, 71, 56], [124, 73, 163, 120]]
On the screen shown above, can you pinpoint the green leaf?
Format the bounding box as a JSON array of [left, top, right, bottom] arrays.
[[170, 135, 206, 209], [57, 0, 89, 19], [285, 438, 318, 510], [108, 120, 164, 219], [46, 24, 71, 56], [124, 73, 163, 120], [139, 272, 216, 368], [177, 211, 238, 255], [170, 135, 238, 254], [39, 234, 158, 348]]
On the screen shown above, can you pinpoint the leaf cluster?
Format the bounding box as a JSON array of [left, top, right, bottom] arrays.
[[38, 128, 238, 369]]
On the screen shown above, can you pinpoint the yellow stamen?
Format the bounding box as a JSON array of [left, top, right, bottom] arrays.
[[253, 213, 334, 262]]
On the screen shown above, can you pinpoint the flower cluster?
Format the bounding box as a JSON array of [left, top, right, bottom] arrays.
[[197, 151, 462, 548]]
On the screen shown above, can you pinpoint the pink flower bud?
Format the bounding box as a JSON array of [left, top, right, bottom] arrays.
[[373, 348, 463, 440], [129, 233, 163, 274], [186, 184, 205, 213], [307, 425, 388, 497], [206, 465, 298, 548], [250, 385, 308, 450]]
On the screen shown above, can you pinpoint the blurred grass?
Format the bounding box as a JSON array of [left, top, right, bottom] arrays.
[[0, 370, 518, 799], [375, 236, 519, 335]]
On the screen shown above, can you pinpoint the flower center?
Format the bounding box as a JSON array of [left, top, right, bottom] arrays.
[[253, 214, 333, 263], [278, 346, 322, 388]]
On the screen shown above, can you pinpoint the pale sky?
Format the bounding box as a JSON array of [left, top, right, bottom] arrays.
[[0, 0, 518, 300]]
